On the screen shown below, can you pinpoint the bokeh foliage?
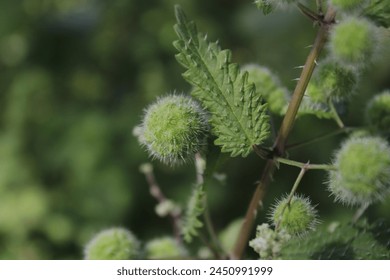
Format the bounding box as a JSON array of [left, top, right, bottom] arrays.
[[0, 0, 389, 259]]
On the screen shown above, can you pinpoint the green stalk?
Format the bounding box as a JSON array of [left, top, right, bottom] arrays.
[[276, 157, 337, 170], [231, 6, 336, 259]]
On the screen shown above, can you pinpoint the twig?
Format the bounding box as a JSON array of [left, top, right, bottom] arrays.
[[140, 163, 182, 242], [275, 157, 336, 170]]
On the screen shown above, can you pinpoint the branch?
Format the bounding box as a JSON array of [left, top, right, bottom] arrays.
[[140, 163, 182, 242], [231, 6, 337, 259]]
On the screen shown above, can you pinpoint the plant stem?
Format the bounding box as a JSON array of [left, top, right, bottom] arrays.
[[276, 157, 337, 170], [328, 100, 345, 128], [231, 6, 336, 260], [352, 203, 369, 223], [140, 163, 182, 243]]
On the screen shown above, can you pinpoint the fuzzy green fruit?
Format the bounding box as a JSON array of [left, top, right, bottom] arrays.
[[329, 17, 378, 68], [140, 95, 209, 166], [84, 228, 140, 260], [312, 61, 358, 102], [271, 195, 318, 236], [328, 136, 390, 205], [365, 90, 390, 134]]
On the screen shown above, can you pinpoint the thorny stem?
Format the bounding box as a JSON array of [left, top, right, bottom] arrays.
[[140, 164, 182, 243], [275, 163, 309, 231], [231, 6, 337, 259]]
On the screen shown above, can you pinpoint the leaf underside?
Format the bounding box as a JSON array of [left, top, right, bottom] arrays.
[[173, 6, 270, 157]]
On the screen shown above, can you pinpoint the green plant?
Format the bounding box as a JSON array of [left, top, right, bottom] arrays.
[[83, 1, 390, 260], [84, 228, 140, 260]]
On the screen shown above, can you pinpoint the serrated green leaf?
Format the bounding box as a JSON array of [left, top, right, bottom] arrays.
[[280, 220, 390, 260], [363, 0, 390, 28], [181, 184, 205, 243], [173, 6, 270, 157]]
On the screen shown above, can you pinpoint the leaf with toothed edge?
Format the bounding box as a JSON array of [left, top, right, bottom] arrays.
[[173, 5, 270, 157], [181, 184, 205, 243]]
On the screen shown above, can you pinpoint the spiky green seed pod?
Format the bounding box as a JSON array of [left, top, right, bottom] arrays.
[[145, 237, 187, 259], [328, 136, 390, 205], [329, 17, 378, 68], [365, 90, 390, 134], [243, 64, 288, 115], [330, 0, 366, 12], [270, 195, 319, 236], [312, 61, 358, 102], [84, 228, 140, 260], [139, 95, 209, 166]]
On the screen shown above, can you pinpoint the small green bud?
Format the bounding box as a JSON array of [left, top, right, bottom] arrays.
[[311, 61, 358, 102], [145, 237, 187, 259], [270, 195, 319, 236], [330, 0, 366, 12], [365, 90, 390, 134], [84, 228, 140, 260], [328, 136, 390, 205], [329, 17, 378, 68], [139, 95, 209, 166], [243, 64, 289, 115], [249, 223, 291, 259]]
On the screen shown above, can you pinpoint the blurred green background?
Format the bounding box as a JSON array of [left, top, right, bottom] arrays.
[[0, 0, 389, 259]]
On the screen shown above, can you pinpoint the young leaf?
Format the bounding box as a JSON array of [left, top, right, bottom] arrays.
[[173, 6, 270, 157], [181, 184, 205, 243]]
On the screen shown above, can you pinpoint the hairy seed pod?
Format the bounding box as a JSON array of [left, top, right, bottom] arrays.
[[328, 136, 390, 205], [329, 17, 378, 68], [365, 90, 390, 134], [139, 95, 209, 166], [313, 61, 358, 102], [270, 195, 319, 236], [84, 228, 140, 260]]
